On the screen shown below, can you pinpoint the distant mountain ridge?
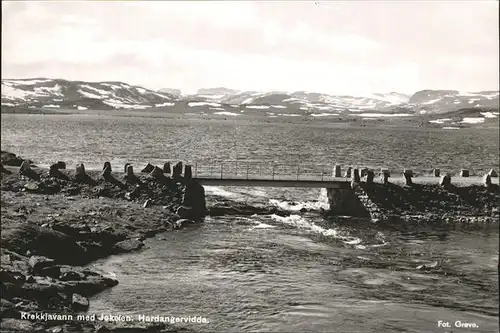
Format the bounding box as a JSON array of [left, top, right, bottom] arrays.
[[2, 78, 498, 123]]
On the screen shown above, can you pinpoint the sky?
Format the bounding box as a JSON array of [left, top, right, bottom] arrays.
[[2, 1, 499, 95]]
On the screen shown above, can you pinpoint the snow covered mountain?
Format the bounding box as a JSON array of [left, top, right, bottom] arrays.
[[1, 78, 176, 110], [1, 78, 498, 125]]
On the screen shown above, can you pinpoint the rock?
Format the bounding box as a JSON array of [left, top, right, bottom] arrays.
[[176, 205, 193, 219], [380, 169, 390, 185], [71, 293, 89, 311], [403, 169, 413, 186], [488, 169, 498, 177], [39, 265, 61, 279], [433, 168, 440, 177], [163, 162, 171, 174], [75, 163, 86, 181], [0, 270, 26, 285], [55, 161, 66, 169], [351, 168, 360, 182], [172, 162, 183, 178], [1, 163, 12, 174], [59, 271, 85, 281], [460, 169, 469, 177], [19, 160, 40, 181], [1, 151, 33, 167], [360, 168, 369, 177], [28, 256, 55, 275], [344, 167, 352, 178], [102, 163, 112, 178], [416, 261, 439, 271], [49, 164, 69, 180], [440, 174, 451, 187], [483, 174, 492, 187], [23, 182, 39, 192], [143, 199, 152, 208], [173, 219, 196, 230], [2, 224, 87, 265], [19, 160, 30, 173], [114, 239, 144, 253], [299, 207, 308, 213], [184, 165, 193, 179], [103, 161, 112, 172], [333, 165, 342, 177], [182, 181, 207, 218], [364, 170, 374, 184], [149, 166, 163, 178], [141, 163, 155, 173], [124, 163, 130, 173]]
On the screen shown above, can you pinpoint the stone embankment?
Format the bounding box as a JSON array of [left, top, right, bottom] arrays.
[[346, 167, 500, 228]]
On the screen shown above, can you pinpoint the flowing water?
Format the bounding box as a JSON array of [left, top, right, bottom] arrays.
[[1, 114, 499, 332]]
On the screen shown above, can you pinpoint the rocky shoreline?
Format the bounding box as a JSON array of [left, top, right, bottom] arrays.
[[1, 152, 205, 332]]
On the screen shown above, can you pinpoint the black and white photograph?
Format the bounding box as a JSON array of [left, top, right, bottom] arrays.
[[1, 1, 499, 332]]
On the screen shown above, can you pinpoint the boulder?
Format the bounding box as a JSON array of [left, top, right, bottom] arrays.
[[352, 168, 360, 182], [143, 199, 152, 208], [2, 224, 86, 265], [114, 239, 144, 253], [141, 163, 155, 173], [19, 160, 40, 181], [364, 170, 374, 184], [403, 169, 413, 186], [55, 161, 66, 169], [124, 163, 130, 173], [103, 161, 112, 172], [333, 165, 341, 177], [172, 162, 183, 178], [49, 164, 69, 180], [71, 293, 89, 312], [380, 169, 390, 185], [488, 169, 498, 177], [483, 174, 492, 187], [75, 163, 86, 181], [163, 162, 171, 174], [440, 174, 451, 187], [1, 151, 33, 166], [184, 165, 193, 179], [344, 167, 352, 178], [149, 166, 163, 178], [460, 169, 469, 177], [28, 256, 55, 275], [433, 168, 441, 177]]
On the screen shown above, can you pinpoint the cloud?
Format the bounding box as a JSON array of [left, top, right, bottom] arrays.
[[1, 1, 498, 93]]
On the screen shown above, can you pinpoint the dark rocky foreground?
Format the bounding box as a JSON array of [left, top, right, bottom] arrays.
[[1, 153, 205, 332]]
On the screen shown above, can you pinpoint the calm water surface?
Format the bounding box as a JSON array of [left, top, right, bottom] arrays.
[[2, 114, 499, 332]]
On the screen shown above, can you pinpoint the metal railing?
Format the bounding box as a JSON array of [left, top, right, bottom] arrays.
[[189, 161, 339, 181]]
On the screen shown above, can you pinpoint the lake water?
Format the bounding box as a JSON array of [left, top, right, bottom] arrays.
[[1, 114, 499, 332]]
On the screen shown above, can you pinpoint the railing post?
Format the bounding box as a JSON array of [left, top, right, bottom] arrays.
[[235, 160, 238, 176], [296, 165, 300, 180], [246, 162, 249, 179], [210, 160, 213, 177], [194, 162, 198, 178], [321, 165, 324, 181], [259, 163, 262, 176], [220, 162, 223, 179], [272, 164, 275, 180]]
